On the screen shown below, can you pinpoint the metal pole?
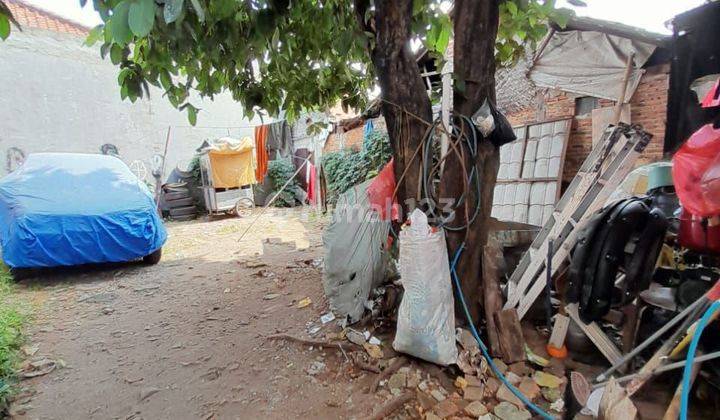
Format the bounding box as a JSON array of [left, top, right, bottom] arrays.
[[545, 239, 554, 332], [595, 294, 707, 382], [593, 350, 720, 389]]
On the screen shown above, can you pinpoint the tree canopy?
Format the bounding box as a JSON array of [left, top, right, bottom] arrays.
[[77, 0, 569, 124]]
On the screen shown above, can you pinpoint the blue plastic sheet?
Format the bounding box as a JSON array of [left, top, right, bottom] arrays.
[[0, 153, 167, 268]]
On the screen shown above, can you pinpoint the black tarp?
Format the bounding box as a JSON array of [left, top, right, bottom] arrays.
[[665, 2, 720, 153]]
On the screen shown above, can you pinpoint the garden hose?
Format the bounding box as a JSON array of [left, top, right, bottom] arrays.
[[679, 300, 720, 420]]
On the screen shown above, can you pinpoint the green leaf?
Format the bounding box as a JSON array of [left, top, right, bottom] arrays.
[[128, 0, 155, 37], [84, 25, 105, 46], [108, 1, 132, 45], [159, 71, 173, 90], [189, 0, 205, 23], [164, 0, 185, 24], [436, 25, 450, 53], [110, 44, 123, 64], [552, 10, 570, 28], [110, 44, 122, 65], [507, 1, 518, 16], [118, 68, 134, 84], [185, 104, 198, 125], [0, 14, 9, 41]]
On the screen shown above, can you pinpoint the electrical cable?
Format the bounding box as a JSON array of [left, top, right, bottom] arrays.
[[450, 244, 555, 420], [679, 299, 720, 420], [385, 105, 551, 417]]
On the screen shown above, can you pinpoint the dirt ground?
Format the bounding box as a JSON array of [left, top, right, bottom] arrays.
[[9, 208, 383, 419]]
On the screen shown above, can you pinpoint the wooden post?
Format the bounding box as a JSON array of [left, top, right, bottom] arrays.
[[612, 53, 635, 125], [494, 308, 526, 363]]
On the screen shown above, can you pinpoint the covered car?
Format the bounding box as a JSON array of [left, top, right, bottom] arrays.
[[0, 153, 167, 270]]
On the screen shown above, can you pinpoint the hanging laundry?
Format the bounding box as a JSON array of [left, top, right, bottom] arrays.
[[307, 162, 317, 203], [267, 121, 293, 159], [254, 125, 269, 182]]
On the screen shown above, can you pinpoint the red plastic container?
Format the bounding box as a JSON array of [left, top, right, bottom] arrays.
[[678, 210, 720, 254]]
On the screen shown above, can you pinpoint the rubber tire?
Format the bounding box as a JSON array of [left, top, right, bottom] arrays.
[[169, 205, 197, 217], [164, 191, 191, 201], [166, 197, 194, 208], [9, 268, 33, 281], [143, 248, 162, 265]]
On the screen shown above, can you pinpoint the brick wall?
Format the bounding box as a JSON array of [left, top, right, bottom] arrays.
[[505, 65, 669, 186], [324, 117, 387, 153]]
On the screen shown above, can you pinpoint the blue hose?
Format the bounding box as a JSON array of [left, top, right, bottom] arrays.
[[450, 244, 555, 420], [679, 300, 720, 420]]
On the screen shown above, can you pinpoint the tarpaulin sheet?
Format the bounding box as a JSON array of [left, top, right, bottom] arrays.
[[322, 179, 390, 323], [529, 31, 656, 102], [198, 137, 256, 188], [0, 153, 167, 268]]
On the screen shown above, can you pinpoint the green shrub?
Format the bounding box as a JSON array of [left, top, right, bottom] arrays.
[[267, 159, 300, 207], [0, 265, 27, 413], [323, 129, 392, 202]]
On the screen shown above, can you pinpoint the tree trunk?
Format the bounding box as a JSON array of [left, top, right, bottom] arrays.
[[441, 0, 501, 342], [355, 0, 502, 350], [355, 0, 433, 207]]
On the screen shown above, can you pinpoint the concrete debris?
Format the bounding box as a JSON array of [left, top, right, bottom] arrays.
[[345, 328, 367, 346], [493, 401, 531, 420], [456, 328, 480, 351], [533, 371, 563, 388], [425, 413, 441, 420], [550, 398, 565, 412], [463, 385, 484, 401], [505, 371, 522, 386], [465, 401, 489, 417], [541, 385, 563, 402], [306, 361, 326, 376], [518, 377, 540, 400], [433, 399, 460, 418], [496, 384, 524, 407], [508, 362, 532, 377], [485, 377, 501, 396], [430, 389, 446, 402], [492, 358, 509, 375], [387, 371, 406, 390]]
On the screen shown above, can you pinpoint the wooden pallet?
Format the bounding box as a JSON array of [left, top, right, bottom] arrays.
[[504, 124, 651, 320]]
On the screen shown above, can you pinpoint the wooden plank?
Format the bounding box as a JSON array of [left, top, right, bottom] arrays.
[[567, 304, 622, 365], [549, 314, 570, 349], [494, 308, 527, 363]]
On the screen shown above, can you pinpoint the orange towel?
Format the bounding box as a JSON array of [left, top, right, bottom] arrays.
[[254, 125, 269, 182]]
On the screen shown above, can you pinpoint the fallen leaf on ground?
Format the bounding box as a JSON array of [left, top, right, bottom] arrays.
[[363, 343, 383, 359], [297, 297, 312, 308]]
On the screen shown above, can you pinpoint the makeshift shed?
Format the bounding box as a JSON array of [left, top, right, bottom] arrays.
[[197, 137, 256, 215]]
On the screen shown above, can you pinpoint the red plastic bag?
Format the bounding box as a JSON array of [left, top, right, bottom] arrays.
[[367, 159, 400, 221], [672, 124, 720, 217]]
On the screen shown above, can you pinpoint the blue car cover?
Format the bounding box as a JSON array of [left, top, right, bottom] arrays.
[[0, 153, 167, 268]]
